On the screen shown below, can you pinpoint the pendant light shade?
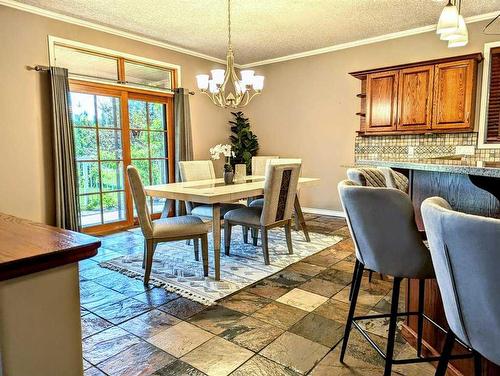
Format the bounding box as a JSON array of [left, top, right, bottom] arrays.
[[440, 15, 468, 41], [448, 34, 469, 47], [436, 1, 459, 34]]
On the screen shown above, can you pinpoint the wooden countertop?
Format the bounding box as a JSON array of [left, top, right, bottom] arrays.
[[0, 213, 101, 281]]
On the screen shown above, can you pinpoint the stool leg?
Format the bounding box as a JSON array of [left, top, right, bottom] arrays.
[[340, 261, 364, 363], [417, 279, 425, 357], [242, 226, 249, 243], [349, 259, 360, 301], [435, 331, 455, 376], [384, 277, 402, 376], [368, 270, 373, 283], [473, 351, 482, 376]]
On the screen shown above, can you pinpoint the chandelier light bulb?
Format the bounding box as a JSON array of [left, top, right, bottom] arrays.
[[208, 79, 219, 93], [196, 74, 209, 90], [240, 70, 255, 86], [252, 75, 265, 91], [211, 69, 225, 85], [436, 1, 459, 34]]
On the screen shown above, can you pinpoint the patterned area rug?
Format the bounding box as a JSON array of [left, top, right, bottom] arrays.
[[101, 229, 342, 305]]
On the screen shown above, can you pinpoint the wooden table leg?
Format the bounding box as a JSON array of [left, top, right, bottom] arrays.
[[161, 199, 174, 218], [212, 203, 221, 281], [294, 195, 310, 242]]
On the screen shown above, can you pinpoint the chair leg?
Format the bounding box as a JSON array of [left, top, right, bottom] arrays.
[[142, 241, 147, 269], [340, 261, 364, 363], [261, 226, 270, 265], [242, 226, 249, 243], [144, 239, 156, 285], [349, 259, 361, 301], [186, 239, 191, 246], [285, 221, 293, 254], [252, 228, 258, 246], [435, 331, 455, 376], [224, 221, 232, 256], [193, 238, 200, 261], [473, 351, 482, 376], [384, 277, 402, 376], [417, 279, 425, 357], [368, 270, 373, 282], [201, 234, 209, 277]]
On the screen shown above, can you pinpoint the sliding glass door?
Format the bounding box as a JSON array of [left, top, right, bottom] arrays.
[[70, 83, 174, 233]]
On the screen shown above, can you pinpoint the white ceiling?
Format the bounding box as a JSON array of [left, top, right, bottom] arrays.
[[12, 0, 500, 65]]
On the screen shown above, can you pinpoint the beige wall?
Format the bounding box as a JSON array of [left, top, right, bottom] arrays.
[[245, 21, 499, 213], [0, 5, 232, 224]]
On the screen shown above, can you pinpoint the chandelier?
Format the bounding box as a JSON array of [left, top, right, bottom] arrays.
[[436, 0, 469, 48], [195, 0, 264, 108]]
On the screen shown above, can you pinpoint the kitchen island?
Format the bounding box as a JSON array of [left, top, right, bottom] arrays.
[[355, 159, 500, 376]]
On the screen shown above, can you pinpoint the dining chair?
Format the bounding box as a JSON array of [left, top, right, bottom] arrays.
[[338, 180, 436, 376], [378, 167, 409, 193], [224, 162, 301, 265], [127, 166, 210, 285], [251, 155, 280, 176], [178, 160, 245, 239], [422, 197, 500, 376]]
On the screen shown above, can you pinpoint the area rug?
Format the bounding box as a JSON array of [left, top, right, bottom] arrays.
[[101, 229, 342, 305]]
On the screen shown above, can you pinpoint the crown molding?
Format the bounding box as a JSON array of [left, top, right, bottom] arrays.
[[0, 0, 228, 65], [240, 11, 499, 68]]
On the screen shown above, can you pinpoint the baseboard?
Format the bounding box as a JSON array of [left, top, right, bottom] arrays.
[[302, 207, 345, 218]]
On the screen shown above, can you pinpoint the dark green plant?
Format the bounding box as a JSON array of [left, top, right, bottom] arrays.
[[229, 111, 259, 173]]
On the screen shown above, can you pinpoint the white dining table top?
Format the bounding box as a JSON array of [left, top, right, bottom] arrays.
[[145, 175, 320, 204]]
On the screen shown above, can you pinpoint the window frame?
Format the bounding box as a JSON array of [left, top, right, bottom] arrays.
[[478, 41, 500, 149], [70, 81, 175, 235]]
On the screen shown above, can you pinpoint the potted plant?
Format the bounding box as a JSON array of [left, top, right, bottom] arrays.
[[229, 111, 259, 174], [209, 144, 236, 184]]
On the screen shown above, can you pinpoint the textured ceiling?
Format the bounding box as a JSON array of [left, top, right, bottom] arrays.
[[14, 0, 500, 64]]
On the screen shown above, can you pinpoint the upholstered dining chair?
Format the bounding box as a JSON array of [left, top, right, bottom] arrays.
[[127, 166, 210, 285], [422, 197, 500, 376], [378, 167, 409, 193], [338, 180, 435, 376], [178, 160, 245, 239], [251, 155, 279, 176], [224, 162, 301, 265]]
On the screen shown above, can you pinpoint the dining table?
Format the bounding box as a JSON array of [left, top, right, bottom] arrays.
[[145, 175, 320, 281]]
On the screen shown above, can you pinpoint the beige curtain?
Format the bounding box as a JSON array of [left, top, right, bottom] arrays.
[[50, 67, 80, 231], [173, 88, 194, 215]]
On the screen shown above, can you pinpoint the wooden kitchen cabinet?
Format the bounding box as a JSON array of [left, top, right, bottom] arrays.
[[432, 59, 476, 130], [366, 70, 399, 132], [351, 53, 481, 135], [397, 65, 434, 131]]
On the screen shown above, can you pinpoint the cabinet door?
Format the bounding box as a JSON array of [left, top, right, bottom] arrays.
[[366, 70, 398, 132], [397, 65, 434, 131], [432, 59, 476, 130]]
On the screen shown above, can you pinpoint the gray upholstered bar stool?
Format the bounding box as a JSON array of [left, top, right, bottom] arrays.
[[338, 180, 435, 376], [422, 197, 500, 376], [224, 162, 301, 265], [127, 166, 210, 285]]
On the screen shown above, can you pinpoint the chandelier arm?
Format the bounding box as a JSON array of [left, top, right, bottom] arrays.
[[245, 91, 262, 106]]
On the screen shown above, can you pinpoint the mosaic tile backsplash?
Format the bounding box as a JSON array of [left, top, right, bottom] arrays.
[[355, 133, 500, 163]]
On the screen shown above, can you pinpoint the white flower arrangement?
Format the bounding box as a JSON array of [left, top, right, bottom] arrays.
[[209, 144, 235, 160]]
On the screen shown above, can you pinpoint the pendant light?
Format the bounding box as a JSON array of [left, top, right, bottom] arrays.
[[436, 0, 459, 35]]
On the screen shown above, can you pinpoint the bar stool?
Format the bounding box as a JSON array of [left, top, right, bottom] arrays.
[[338, 180, 437, 376], [422, 197, 500, 376]]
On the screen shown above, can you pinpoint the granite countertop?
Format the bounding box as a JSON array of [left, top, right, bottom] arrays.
[[353, 158, 500, 178]]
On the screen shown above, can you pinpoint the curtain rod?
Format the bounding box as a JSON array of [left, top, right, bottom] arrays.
[[26, 65, 195, 95]]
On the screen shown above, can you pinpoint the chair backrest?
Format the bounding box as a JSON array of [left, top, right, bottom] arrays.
[[127, 166, 153, 238], [260, 162, 301, 226], [179, 160, 216, 182], [337, 180, 433, 278], [252, 156, 279, 176], [378, 167, 409, 193], [421, 197, 500, 364], [347, 168, 386, 187]]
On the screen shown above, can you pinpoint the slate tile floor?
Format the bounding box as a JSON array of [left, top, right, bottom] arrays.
[[80, 214, 435, 376]]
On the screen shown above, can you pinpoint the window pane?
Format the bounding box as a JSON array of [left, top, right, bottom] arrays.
[[130, 130, 149, 159], [151, 159, 168, 185], [102, 191, 126, 223], [54, 44, 118, 81], [132, 159, 151, 185], [124, 61, 172, 90], [79, 194, 102, 227], [71, 93, 96, 127], [97, 96, 120, 128], [77, 162, 100, 194], [99, 129, 123, 160], [149, 102, 165, 130], [101, 161, 124, 192], [74, 128, 98, 161], [150, 132, 166, 158], [129, 100, 147, 129]]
